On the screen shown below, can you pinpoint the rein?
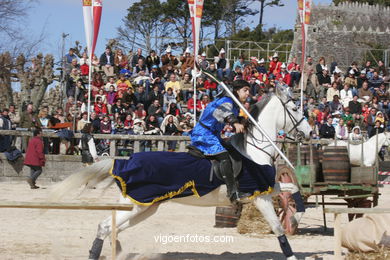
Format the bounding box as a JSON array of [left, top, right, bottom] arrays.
[[246, 96, 304, 162]]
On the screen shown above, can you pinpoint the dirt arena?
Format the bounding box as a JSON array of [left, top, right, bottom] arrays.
[[0, 181, 389, 260]]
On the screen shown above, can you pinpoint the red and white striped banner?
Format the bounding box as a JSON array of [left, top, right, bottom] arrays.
[[378, 171, 390, 175], [188, 0, 204, 57], [82, 0, 93, 55], [91, 0, 103, 57]]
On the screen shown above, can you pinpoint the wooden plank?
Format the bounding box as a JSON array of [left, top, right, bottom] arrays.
[[334, 213, 342, 259], [111, 210, 117, 260], [325, 207, 390, 214], [110, 141, 116, 156], [0, 202, 133, 211], [329, 194, 373, 200]]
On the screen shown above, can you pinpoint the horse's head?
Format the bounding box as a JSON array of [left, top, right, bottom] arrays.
[[275, 85, 312, 141]]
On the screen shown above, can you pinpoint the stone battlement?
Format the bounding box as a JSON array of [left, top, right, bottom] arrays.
[[290, 2, 390, 69]]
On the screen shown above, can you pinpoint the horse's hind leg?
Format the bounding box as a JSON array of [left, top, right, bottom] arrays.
[[89, 204, 153, 260], [254, 195, 297, 260]]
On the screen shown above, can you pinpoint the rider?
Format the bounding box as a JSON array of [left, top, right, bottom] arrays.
[[190, 79, 250, 202]]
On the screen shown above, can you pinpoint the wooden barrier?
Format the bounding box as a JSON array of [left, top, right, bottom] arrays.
[[324, 207, 390, 259], [0, 201, 133, 260]]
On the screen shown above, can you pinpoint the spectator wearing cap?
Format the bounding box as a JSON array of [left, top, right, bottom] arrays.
[[148, 84, 163, 107], [256, 58, 267, 75], [268, 52, 282, 76], [345, 69, 358, 90], [216, 48, 231, 80], [145, 50, 160, 71], [275, 63, 291, 87], [150, 65, 164, 90], [199, 52, 209, 71], [287, 57, 301, 87], [161, 46, 179, 74], [357, 70, 368, 89], [100, 46, 115, 77], [180, 47, 194, 76], [331, 66, 344, 90]]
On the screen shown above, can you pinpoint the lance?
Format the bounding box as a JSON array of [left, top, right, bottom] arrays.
[[202, 70, 295, 169]]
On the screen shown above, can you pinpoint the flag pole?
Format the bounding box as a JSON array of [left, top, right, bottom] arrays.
[[193, 55, 197, 125], [87, 51, 92, 122], [300, 0, 306, 114], [202, 70, 295, 169]]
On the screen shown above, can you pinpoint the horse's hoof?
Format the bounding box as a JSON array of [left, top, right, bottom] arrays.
[[286, 256, 298, 260]]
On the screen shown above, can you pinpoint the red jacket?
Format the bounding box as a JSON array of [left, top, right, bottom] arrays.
[[24, 136, 45, 166], [275, 72, 292, 86]]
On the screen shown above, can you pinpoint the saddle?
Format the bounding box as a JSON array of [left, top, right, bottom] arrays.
[[187, 143, 242, 182]]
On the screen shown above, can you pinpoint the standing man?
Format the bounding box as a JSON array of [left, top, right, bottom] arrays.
[[24, 128, 45, 189], [190, 80, 250, 202]]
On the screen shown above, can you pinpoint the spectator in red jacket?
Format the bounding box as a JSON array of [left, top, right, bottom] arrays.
[[94, 96, 108, 115], [275, 63, 292, 86], [24, 128, 45, 189]]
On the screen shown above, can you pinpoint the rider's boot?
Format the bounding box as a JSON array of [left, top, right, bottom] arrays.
[[219, 158, 250, 203]]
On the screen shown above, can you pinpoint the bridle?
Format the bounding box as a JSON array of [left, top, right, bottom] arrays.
[[246, 96, 306, 161]]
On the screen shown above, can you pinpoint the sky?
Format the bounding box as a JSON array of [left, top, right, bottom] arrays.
[[27, 0, 332, 61]]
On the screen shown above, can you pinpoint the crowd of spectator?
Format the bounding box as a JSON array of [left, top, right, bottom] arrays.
[[0, 45, 389, 154]]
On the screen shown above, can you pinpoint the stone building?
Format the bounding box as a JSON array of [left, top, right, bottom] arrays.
[[290, 2, 390, 70]]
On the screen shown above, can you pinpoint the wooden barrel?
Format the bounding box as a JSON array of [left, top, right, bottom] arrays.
[[322, 146, 350, 182], [215, 206, 242, 228]]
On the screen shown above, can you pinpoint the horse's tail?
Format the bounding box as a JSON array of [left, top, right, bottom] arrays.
[[49, 159, 114, 202]]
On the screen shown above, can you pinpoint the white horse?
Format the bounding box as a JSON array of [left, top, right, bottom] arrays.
[[327, 132, 390, 166], [50, 87, 312, 260]]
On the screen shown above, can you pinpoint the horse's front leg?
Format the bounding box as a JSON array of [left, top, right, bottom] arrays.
[[254, 194, 297, 260], [274, 182, 306, 229], [89, 204, 151, 260]]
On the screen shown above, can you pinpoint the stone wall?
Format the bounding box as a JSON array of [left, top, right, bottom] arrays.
[[290, 2, 390, 69], [0, 153, 84, 183]]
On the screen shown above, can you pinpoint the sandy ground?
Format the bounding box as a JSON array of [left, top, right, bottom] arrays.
[[0, 180, 389, 260]]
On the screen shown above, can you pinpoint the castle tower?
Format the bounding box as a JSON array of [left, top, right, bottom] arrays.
[[290, 2, 390, 69]]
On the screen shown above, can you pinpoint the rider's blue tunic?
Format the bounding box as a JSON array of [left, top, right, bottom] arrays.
[[191, 96, 239, 155]]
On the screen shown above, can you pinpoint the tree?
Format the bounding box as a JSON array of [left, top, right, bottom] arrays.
[[161, 0, 192, 51], [252, 0, 284, 27], [117, 0, 167, 53], [224, 0, 258, 35], [333, 0, 390, 6]]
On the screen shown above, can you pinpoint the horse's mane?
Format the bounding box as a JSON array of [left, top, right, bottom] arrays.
[[250, 94, 273, 120]]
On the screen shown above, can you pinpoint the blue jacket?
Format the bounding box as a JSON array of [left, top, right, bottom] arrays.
[[190, 96, 239, 155]]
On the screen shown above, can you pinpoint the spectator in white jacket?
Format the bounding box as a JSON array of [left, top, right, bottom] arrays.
[[335, 119, 348, 140], [340, 83, 353, 107]]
